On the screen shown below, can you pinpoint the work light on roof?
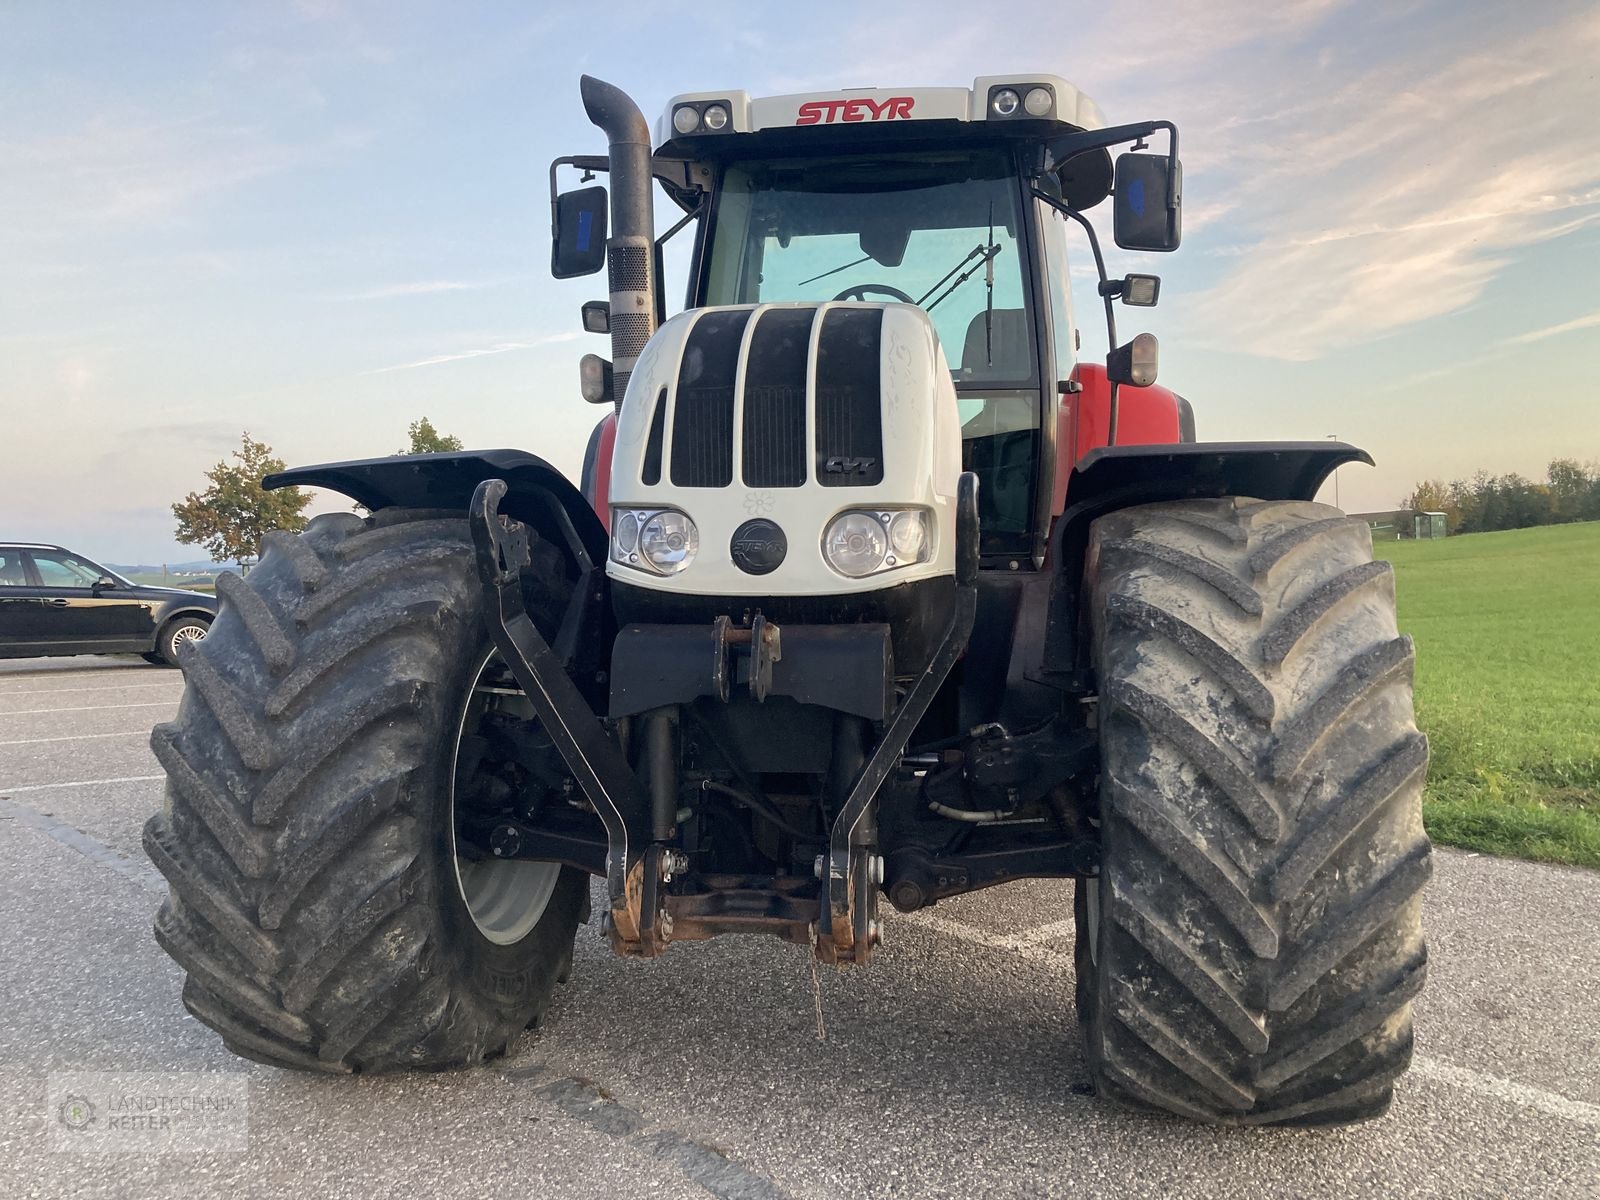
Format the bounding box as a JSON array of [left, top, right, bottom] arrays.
[[1023, 86, 1053, 117], [672, 105, 700, 134], [990, 88, 1020, 117], [703, 103, 729, 130]]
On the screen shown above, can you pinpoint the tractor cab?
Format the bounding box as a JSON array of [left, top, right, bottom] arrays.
[[553, 76, 1186, 567]]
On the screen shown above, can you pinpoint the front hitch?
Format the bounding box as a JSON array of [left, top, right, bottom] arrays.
[[468, 478, 666, 954], [816, 471, 982, 964]]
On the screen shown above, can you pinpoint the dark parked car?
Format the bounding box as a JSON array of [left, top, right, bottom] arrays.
[[0, 543, 216, 666]]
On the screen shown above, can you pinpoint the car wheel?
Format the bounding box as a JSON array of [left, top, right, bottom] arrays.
[[155, 616, 210, 666]]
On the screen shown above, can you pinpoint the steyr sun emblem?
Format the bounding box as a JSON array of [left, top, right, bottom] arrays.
[[744, 491, 775, 517]]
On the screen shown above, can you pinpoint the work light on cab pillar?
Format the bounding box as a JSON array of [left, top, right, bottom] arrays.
[[146, 68, 1429, 1138]]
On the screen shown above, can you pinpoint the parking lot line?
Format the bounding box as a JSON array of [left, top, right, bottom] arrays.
[[0, 797, 166, 893], [0, 701, 178, 716], [897, 906, 1600, 1129], [0, 731, 152, 747], [0, 775, 164, 795], [0, 681, 185, 697]]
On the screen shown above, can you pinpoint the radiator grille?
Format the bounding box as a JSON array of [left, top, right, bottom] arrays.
[[814, 307, 884, 487], [642, 388, 666, 486], [741, 307, 814, 488], [670, 309, 750, 487]]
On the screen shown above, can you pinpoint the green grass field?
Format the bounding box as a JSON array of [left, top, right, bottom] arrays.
[[1377, 522, 1600, 868]]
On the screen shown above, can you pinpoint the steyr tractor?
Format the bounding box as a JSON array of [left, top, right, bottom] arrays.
[[145, 73, 1431, 1127]]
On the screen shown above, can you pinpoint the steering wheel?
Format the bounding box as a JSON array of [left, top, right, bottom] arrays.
[[832, 283, 915, 303]]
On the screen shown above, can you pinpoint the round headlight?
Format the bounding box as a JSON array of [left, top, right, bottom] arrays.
[[639, 511, 698, 574], [672, 106, 700, 135], [823, 512, 887, 578], [614, 510, 639, 556], [1024, 87, 1053, 117], [888, 511, 927, 562], [991, 88, 1020, 117], [703, 104, 729, 130]]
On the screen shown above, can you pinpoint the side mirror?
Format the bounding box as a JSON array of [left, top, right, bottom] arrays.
[[552, 186, 609, 279], [1107, 333, 1159, 388], [1113, 153, 1181, 252], [93, 576, 118, 592]]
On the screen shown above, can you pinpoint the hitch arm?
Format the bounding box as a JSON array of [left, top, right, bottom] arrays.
[[820, 472, 982, 964], [468, 479, 657, 946]]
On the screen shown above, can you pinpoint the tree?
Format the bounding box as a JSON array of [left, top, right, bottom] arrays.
[[1398, 478, 1460, 533], [172, 433, 312, 564], [401, 417, 464, 454], [1547, 458, 1599, 523]]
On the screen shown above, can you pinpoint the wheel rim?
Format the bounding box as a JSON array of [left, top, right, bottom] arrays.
[[171, 623, 206, 649], [449, 650, 561, 945]]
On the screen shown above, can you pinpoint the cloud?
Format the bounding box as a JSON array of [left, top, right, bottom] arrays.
[[363, 331, 582, 374], [1502, 310, 1600, 346], [0, 111, 362, 241], [335, 279, 507, 301], [1176, 7, 1600, 360]]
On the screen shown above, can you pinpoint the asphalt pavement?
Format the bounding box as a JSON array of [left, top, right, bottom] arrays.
[[0, 655, 1596, 1199]]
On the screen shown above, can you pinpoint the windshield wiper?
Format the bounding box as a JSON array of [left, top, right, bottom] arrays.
[[798, 253, 873, 288], [918, 242, 1002, 313]]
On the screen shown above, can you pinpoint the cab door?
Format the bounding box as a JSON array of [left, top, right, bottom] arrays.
[[21, 550, 152, 653]]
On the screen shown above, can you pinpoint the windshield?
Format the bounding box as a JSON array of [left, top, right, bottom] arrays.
[[705, 151, 1035, 385], [702, 150, 1042, 555]]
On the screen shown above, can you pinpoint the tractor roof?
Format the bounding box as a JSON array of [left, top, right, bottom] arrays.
[[655, 75, 1105, 156]]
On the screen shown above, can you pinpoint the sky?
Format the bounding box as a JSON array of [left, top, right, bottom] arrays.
[[2, 0, 1597, 563]]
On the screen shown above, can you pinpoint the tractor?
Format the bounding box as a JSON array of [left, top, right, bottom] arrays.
[[145, 73, 1430, 1127]]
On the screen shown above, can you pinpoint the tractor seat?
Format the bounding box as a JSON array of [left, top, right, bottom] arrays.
[[958, 309, 1031, 381]]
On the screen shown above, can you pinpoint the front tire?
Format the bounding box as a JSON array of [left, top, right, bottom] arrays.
[[143, 507, 588, 1073], [1076, 498, 1430, 1125]]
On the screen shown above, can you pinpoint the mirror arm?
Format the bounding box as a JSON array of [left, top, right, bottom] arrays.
[[1032, 189, 1122, 444], [548, 155, 612, 242], [1051, 120, 1179, 210]]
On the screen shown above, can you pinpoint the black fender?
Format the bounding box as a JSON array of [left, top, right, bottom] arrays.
[[263, 449, 608, 572], [149, 596, 219, 648], [1037, 441, 1371, 688]]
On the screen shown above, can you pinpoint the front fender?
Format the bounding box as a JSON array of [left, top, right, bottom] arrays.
[[1038, 441, 1373, 687], [150, 596, 219, 647], [264, 449, 607, 570]]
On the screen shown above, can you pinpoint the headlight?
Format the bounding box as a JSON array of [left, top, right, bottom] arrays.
[[823, 509, 931, 579], [612, 508, 698, 576]]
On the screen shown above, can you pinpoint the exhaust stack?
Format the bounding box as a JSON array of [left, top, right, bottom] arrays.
[[580, 75, 657, 410]]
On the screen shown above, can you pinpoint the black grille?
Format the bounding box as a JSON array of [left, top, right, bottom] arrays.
[[742, 307, 815, 488], [642, 388, 666, 485], [670, 309, 750, 487], [814, 307, 884, 487]]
